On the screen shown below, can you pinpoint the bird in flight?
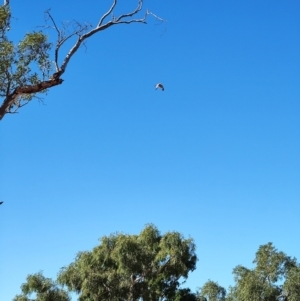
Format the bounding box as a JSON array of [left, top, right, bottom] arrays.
[[0, 201, 3, 205], [155, 83, 164, 91]]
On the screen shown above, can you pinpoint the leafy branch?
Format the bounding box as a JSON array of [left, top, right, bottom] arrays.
[[0, 0, 165, 120]]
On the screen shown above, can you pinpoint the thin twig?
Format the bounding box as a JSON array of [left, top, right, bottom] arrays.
[[98, 0, 117, 26]]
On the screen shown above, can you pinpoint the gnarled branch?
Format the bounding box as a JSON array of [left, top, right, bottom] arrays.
[[0, 0, 165, 120], [0, 77, 63, 118]]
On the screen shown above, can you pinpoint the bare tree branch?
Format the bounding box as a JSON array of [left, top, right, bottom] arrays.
[[0, 77, 63, 118], [44, 10, 92, 72], [0, 0, 165, 120], [115, 0, 143, 22], [147, 11, 166, 23], [59, 1, 149, 74], [7, 98, 30, 114], [45, 10, 61, 71], [98, 0, 117, 27]]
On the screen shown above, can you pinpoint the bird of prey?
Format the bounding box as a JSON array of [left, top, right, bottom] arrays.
[[155, 83, 164, 91], [0, 202, 3, 205]]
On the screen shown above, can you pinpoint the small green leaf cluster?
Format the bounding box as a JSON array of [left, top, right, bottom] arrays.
[[0, 5, 52, 103], [0, 5, 10, 38], [197, 281, 226, 301], [17, 32, 52, 80], [13, 272, 70, 301]]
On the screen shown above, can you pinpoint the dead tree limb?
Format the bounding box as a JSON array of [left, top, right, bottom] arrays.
[[0, 0, 164, 120]]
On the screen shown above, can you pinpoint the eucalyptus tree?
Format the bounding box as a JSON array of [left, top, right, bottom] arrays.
[[227, 243, 300, 301], [0, 0, 163, 120], [15, 235, 300, 301], [58, 224, 197, 301], [197, 280, 226, 301], [14, 224, 197, 301], [196, 243, 300, 301]]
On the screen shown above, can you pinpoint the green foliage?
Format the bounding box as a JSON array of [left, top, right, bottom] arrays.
[[173, 288, 198, 301], [230, 266, 280, 301], [227, 243, 299, 301], [57, 224, 197, 301], [253, 243, 297, 283], [283, 266, 300, 301], [196, 243, 300, 301], [197, 280, 226, 301], [0, 5, 10, 38], [0, 4, 52, 101], [13, 272, 70, 301], [14, 229, 300, 301], [17, 32, 52, 78]]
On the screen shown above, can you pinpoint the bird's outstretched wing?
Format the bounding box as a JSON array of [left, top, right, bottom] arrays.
[[155, 83, 164, 91]]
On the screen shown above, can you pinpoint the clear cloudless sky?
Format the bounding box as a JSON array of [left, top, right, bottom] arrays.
[[1, 0, 300, 300]]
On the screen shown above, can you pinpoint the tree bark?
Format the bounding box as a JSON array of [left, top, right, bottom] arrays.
[[0, 77, 63, 120]]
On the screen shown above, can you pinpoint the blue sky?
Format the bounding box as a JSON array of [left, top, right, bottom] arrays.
[[1, 0, 300, 300]]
